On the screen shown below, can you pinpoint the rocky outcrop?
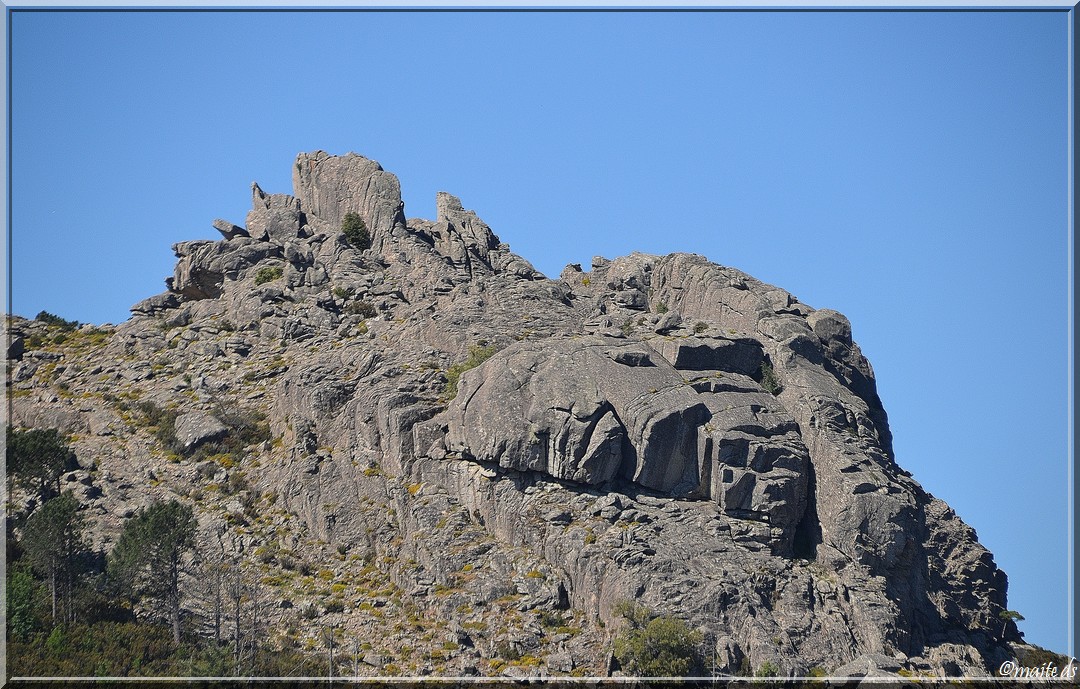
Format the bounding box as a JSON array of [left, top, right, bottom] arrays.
[[246, 183, 305, 245], [292, 150, 406, 254], [427, 335, 808, 553], [7, 151, 1023, 679]]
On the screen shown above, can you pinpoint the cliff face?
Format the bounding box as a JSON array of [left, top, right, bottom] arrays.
[[8, 151, 1018, 677]]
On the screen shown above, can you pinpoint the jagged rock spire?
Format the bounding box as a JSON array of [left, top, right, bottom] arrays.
[[291, 151, 406, 254]]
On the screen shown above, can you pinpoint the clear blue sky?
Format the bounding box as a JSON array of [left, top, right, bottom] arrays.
[[9, 9, 1071, 654]]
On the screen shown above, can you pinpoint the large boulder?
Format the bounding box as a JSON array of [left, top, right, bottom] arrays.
[[173, 412, 228, 450], [246, 183, 304, 245], [652, 335, 763, 375], [170, 237, 284, 301], [430, 336, 809, 549], [212, 218, 249, 240], [436, 337, 708, 493], [292, 151, 406, 253]]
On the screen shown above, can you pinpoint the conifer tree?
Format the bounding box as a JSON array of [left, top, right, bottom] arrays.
[[109, 500, 198, 644], [22, 492, 86, 623], [8, 427, 75, 504]]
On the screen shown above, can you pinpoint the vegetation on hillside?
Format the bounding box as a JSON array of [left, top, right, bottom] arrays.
[[8, 427, 78, 503], [341, 212, 371, 250], [5, 429, 322, 678], [443, 344, 499, 399], [35, 310, 80, 331], [611, 601, 702, 677]]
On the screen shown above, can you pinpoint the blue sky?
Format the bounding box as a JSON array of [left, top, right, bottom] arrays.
[[8, 9, 1071, 654]]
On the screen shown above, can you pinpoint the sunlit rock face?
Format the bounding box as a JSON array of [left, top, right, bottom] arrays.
[[7, 151, 1019, 679]]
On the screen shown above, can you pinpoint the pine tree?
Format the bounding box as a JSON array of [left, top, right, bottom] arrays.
[[109, 500, 198, 644], [341, 212, 371, 250], [22, 492, 86, 623], [8, 427, 75, 504]]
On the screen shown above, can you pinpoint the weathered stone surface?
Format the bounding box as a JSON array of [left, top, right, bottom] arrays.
[[246, 183, 304, 245], [170, 236, 285, 303], [292, 151, 405, 253], [8, 334, 25, 362], [131, 291, 181, 315], [653, 335, 763, 375], [171, 240, 224, 299], [832, 653, 903, 678], [807, 308, 852, 345], [653, 310, 682, 333], [438, 338, 707, 493], [433, 337, 809, 551], [173, 412, 228, 449], [212, 218, 249, 240], [6, 150, 1024, 680]]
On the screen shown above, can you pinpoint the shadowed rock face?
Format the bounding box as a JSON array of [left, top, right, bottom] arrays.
[[430, 336, 808, 553], [8, 151, 1021, 679]]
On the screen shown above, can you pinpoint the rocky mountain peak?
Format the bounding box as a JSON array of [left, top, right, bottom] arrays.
[[291, 150, 405, 254], [6, 151, 1032, 679]]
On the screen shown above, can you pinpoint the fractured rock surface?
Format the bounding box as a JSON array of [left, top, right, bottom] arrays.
[[6, 150, 1021, 679]]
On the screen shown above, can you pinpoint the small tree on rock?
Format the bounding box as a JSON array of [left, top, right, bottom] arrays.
[[341, 212, 371, 250], [109, 500, 198, 644], [999, 609, 1025, 637]]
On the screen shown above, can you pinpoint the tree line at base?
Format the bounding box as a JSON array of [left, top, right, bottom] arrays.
[[6, 426, 325, 678]]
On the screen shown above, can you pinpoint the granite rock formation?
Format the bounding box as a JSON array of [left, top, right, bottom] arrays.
[[7, 151, 1024, 679]]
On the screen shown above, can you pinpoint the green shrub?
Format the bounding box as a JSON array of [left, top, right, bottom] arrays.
[[693, 321, 708, 334], [759, 361, 781, 395], [342, 212, 371, 250], [35, 311, 79, 331], [612, 601, 702, 677], [253, 266, 283, 285], [654, 302, 669, 314], [755, 660, 780, 677], [131, 402, 183, 455], [495, 641, 521, 662], [132, 400, 269, 465], [345, 300, 377, 318], [537, 610, 566, 629], [444, 344, 499, 398], [737, 656, 752, 676]]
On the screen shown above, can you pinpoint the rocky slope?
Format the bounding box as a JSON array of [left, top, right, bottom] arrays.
[[7, 150, 1024, 678]]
